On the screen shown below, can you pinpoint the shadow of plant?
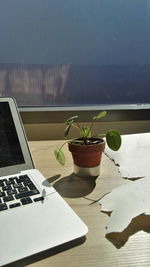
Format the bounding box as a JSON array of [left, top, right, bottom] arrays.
[[53, 172, 97, 198], [42, 174, 61, 188]]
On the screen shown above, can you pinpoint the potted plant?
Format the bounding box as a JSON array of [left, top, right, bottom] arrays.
[[54, 111, 121, 177]]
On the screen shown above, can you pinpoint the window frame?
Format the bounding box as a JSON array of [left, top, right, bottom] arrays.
[[19, 104, 150, 124]]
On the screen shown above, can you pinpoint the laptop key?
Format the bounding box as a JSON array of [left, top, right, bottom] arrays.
[[3, 195, 14, 202], [9, 177, 18, 181], [0, 203, 8, 211], [19, 175, 30, 181], [34, 196, 44, 202], [2, 185, 12, 191], [13, 183, 23, 189], [23, 180, 35, 187], [5, 180, 15, 185], [0, 191, 6, 197], [1, 179, 7, 182], [18, 187, 29, 193], [15, 189, 40, 199], [28, 184, 37, 190], [15, 178, 22, 184], [7, 189, 18, 195], [0, 181, 4, 187], [9, 203, 21, 209], [21, 197, 32, 205]]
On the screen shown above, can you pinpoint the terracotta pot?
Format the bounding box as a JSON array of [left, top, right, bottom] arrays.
[[68, 138, 105, 177]]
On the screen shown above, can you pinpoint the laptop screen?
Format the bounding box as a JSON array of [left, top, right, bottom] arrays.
[[0, 102, 25, 167]]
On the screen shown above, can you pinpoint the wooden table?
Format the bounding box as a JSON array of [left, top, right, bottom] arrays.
[[8, 140, 150, 267]]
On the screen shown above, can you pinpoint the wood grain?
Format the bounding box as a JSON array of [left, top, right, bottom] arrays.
[[8, 140, 150, 267]]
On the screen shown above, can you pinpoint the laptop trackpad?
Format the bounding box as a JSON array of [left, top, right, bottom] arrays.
[[0, 192, 87, 265]]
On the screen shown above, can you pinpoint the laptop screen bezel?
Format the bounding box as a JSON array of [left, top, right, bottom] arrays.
[[0, 97, 34, 177]]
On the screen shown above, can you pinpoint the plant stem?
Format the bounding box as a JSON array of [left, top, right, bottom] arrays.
[[59, 138, 84, 154], [58, 140, 69, 152], [72, 122, 85, 137], [72, 123, 80, 130], [86, 117, 97, 138]]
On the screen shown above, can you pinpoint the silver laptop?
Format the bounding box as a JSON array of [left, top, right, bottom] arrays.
[[0, 97, 88, 266]]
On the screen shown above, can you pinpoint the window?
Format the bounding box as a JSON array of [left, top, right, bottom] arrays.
[[0, 0, 150, 109]]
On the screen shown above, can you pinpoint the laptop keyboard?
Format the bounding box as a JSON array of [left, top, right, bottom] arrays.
[[0, 175, 44, 211]]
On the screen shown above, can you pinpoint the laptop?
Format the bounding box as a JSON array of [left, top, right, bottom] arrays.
[[0, 97, 88, 266]]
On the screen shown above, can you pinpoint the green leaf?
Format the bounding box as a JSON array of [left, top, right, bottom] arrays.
[[64, 123, 72, 138], [79, 126, 91, 138], [54, 148, 65, 165], [85, 127, 91, 137], [64, 116, 79, 138], [79, 127, 85, 138], [106, 130, 122, 151], [93, 111, 107, 120], [65, 116, 78, 125]]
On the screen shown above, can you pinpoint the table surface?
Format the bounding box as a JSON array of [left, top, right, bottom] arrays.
[[8, 140, 150, 267]]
